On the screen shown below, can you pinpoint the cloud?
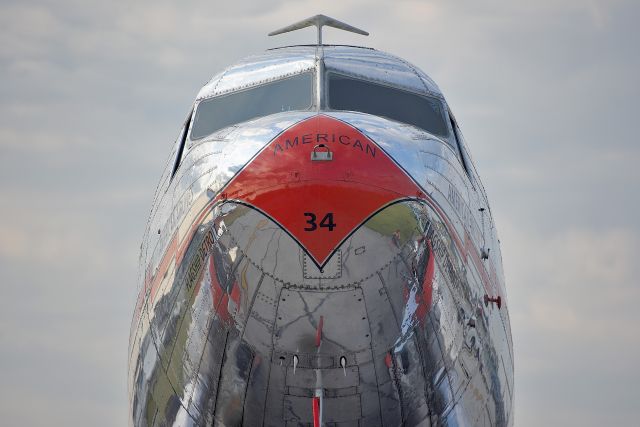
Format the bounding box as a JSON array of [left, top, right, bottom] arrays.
[[502, 222, 640, 425]]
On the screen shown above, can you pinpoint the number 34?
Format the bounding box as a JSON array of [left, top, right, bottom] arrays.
[[304, 212, 336, 231]]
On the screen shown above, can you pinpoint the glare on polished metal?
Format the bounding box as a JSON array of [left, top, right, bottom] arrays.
[[129, 16, 513, 427]]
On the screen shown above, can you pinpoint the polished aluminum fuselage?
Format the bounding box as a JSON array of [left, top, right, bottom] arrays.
[[129, 46, 514, 426]]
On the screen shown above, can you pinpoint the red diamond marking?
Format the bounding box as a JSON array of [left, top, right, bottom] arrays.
[[217, 114, 423, 267]]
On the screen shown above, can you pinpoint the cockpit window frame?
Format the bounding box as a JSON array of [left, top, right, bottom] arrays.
[[188, 71, 316, 141]]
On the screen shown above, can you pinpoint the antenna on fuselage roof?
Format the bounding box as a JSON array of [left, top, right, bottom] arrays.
[[268, 14, 369, 45]]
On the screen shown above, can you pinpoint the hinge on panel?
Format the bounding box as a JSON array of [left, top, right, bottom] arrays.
[[311, 144, 333, 161]]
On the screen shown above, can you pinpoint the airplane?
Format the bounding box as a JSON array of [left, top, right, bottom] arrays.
[[128, 14, 514, 427]]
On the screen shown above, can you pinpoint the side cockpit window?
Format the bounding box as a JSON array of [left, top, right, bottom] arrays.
[[327, 73, 450, 140], [190, 72, 314, 140], [170, 109, 193, 180], [448, 111, 474, 182]]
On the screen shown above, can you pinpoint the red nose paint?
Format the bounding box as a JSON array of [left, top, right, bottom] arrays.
[[414, 239, 436, 323], [312, 396, 320, 427], [385, 353, 393, 369], [215, 114, 423, 268]]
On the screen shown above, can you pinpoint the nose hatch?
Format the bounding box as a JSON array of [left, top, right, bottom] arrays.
[[274, 288, 369, 425]]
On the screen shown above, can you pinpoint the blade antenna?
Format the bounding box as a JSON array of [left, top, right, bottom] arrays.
[[268, 14, 369, 45]]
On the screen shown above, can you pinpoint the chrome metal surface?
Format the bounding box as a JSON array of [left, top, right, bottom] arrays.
[[129, 40, 513, 427], [268, 14, 369, 45], [311, 144, 333, 161]]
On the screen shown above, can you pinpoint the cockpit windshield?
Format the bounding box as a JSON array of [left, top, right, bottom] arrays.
[[328, 73, 450, 139], [190, 71, 451, 143], [190, 72, 313, 140]]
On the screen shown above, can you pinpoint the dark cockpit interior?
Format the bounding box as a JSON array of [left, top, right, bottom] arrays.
[[190, 73, 314, 140], [327, 73, 450, 138]]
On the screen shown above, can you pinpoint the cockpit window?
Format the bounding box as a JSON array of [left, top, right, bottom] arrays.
[[190, 72, 313, 140], [328, 73, 450, 139]]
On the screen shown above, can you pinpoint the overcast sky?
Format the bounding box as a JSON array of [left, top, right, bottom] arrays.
[[1, 0, 638, 426]]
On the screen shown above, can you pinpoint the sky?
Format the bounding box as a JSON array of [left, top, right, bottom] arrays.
[[0, 0, 638, 425]]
